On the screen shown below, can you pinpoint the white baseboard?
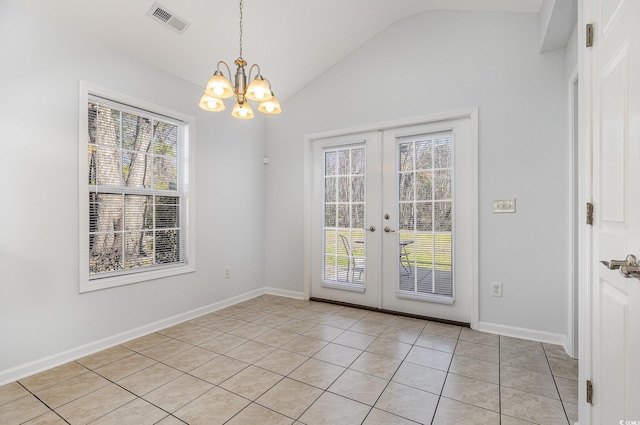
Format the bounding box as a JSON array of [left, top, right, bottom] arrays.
[[264, 286, 305, 300], [563, 334, 578, 359], [0, 288, 266, 386], [477, 321, 569, 352]]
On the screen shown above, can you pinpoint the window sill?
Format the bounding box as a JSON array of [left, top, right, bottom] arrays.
[[79, 263, 195, 293]]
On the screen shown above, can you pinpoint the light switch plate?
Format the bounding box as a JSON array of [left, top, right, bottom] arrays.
[[493, 199, 516, 213]]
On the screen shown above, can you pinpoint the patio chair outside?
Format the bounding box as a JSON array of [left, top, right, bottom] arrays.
[[339, 234, 364, 283]]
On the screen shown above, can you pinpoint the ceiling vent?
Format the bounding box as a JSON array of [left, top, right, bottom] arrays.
[[146, 2, 190, 34]]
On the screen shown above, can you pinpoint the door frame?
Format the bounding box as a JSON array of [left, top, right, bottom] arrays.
[[577, 1, 593, 416], [303, 108, 479, 328], [567, 66, 580, 359], [578, 0, 593, 422]]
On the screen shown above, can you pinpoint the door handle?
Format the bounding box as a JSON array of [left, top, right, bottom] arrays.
[[384, 226, 396, 233], [366, 226, 376, 232], [600, 259, 629, 270], [601, 254, 640, 279]]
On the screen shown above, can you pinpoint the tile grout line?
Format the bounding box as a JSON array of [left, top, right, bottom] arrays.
[[429, 330, 461, 425], [287, 314, 378, 424], [73, 334, 249, 425], [254, 313, 350, 424], [227, 305, 347, 423], [543, 344, 572, 425], [16, 380, 71, 424], [5, 297, 577, 425], [19, 358, 174, 425], [82, 355, 187, 424], [356, 331, 413, 424], [252, 305, 408, 424]]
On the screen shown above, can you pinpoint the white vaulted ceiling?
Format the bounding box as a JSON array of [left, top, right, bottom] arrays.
[[4, 0, 543, 101]]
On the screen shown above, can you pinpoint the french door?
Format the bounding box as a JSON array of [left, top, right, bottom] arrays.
[[380, 120, 473, 321], [311, 131, 382, 308], [309, 114, 477, 324]]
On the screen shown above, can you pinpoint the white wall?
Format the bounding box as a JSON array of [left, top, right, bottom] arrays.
[[0, 4, 576, 380], [0, 1, 266, 380], [264, 11, 569, 339], [565, 24, 579, 76], [539, 0, 578, 53]]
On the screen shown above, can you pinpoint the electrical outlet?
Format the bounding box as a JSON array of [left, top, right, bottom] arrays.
[[490, 282, 503, 297], [224, 266, 231, 279]]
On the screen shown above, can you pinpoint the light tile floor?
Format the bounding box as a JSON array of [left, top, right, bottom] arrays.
[[0, 295, 578, 425]]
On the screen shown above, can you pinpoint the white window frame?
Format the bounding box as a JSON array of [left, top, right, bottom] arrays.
[[395, 132, 455, 303], [321, 143, 367, 290], [78, 81, 196, 292]]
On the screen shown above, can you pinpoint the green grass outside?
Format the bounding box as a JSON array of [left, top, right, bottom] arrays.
[[324, 229, 452, 271]]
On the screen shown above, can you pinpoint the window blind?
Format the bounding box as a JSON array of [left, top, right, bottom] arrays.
[[322, 145, 367, 285], [397, 133, 454, 300], [87, 95, 187, 279]]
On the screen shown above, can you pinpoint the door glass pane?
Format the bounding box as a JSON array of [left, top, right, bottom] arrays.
[[323, 145, 366, 285], [397, 134, 453, 299]]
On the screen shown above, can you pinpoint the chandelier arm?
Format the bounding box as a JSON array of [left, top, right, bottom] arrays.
[[247, 64, 261, 81], [216, 61, 232, 81]]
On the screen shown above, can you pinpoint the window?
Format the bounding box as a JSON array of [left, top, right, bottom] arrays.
[[322, 145, 366, 285], [397, 134, 453, 299], [79, 83, 195, 292]]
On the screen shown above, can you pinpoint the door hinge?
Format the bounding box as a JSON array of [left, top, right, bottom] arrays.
[[587, 202, 594, 225], [586, 23, 594, 47], [586, 380, 594, 404]]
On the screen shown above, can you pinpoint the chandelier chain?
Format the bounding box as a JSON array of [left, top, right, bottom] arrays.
[[199, 0, 281, 118], [239, 0, 243, 58]]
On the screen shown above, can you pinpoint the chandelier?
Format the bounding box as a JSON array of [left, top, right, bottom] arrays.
[[198, 0, 281, 119]]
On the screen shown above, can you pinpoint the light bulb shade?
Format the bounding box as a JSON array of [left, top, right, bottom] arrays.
[[258, 94, 282, 115], [231, 102, 255, 119], [198, 94, 226, 112], [245, 77, 273, 102], [204, 72, 234, 99]]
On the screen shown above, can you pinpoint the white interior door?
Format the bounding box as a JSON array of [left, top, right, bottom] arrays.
[[587, 0, 640, 421]]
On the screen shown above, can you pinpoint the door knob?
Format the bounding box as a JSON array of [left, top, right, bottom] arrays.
[[366, 226, 376, 232], [620, 265, 640, 278], [384, 226, 396, 233], [601, 254, 640, 279]]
